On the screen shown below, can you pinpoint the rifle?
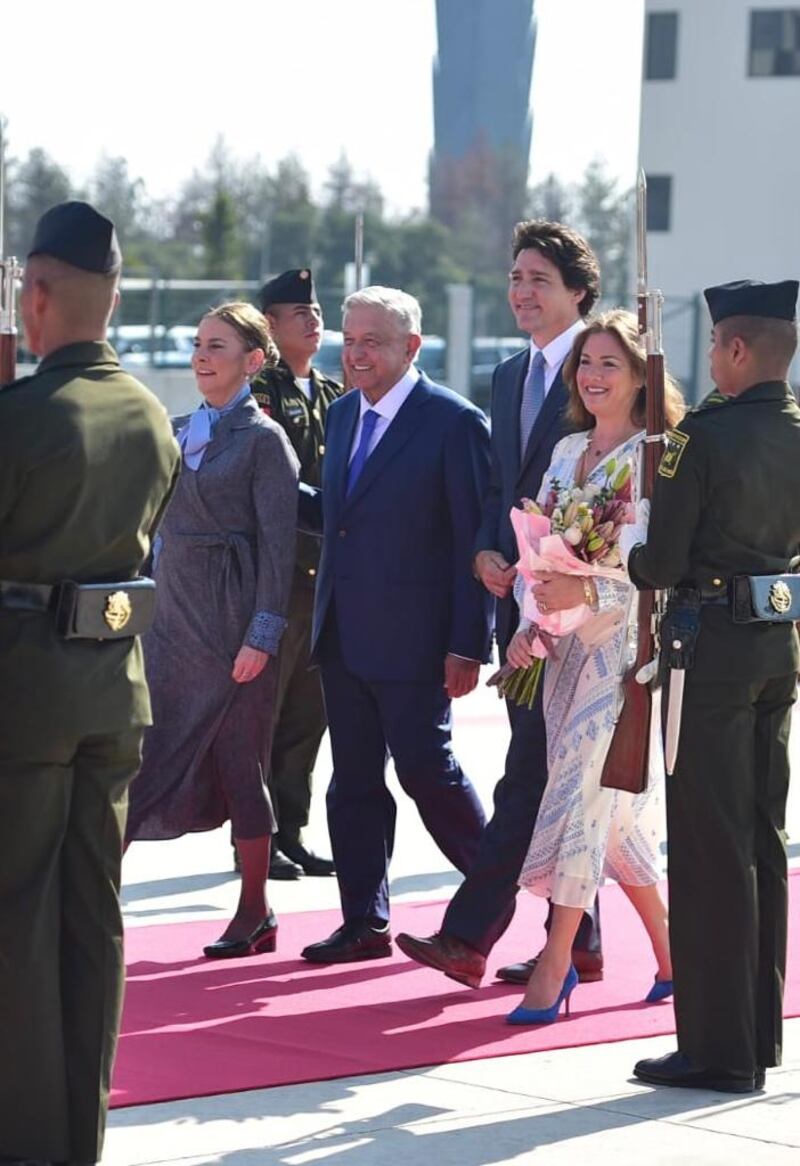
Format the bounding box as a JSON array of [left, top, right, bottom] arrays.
[[0, 120, 21, 388], [600, 170, 666, 795]]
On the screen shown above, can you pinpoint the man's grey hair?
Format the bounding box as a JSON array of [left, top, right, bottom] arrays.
[[343, 286, 422, 335]]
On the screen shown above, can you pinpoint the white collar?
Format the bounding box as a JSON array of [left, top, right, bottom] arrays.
[[529, 318, 585, 371], [358, 366, 419, 421]]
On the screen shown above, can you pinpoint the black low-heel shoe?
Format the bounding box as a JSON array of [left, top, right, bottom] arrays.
[[203, 912, 278, 959]]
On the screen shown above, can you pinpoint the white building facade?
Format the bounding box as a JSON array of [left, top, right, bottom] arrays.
[[639, 1, 800, 396]]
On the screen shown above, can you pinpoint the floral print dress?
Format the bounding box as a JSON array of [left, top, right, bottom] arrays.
[[518, 430, 665, 909]]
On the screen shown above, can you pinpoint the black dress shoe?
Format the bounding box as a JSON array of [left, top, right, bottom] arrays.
[[633, 1050, 756, 1093], [301, 921, 392, 963], [269, 847, 304, 880], [203, 911, 278, 959], [279, 836, 335, 876], [495, 949, 603, 985]]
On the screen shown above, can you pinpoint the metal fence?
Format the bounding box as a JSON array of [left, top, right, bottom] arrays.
[[112, 278, 788, 414]]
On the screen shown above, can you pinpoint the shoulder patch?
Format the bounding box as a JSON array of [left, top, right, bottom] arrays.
[[658, 428, 690, 479], [252, 391, 272, 417]]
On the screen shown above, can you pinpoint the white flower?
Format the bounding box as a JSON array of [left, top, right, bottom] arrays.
[[564, 525, 583, 546]]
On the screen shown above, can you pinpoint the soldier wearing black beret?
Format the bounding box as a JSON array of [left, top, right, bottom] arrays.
[[623, 278, 800, 1094], [251, 268, 342, 878], [0, 201, 180, 1163]]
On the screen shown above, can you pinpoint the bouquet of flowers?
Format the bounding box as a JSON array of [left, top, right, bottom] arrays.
[[490, 458, 634, 707]]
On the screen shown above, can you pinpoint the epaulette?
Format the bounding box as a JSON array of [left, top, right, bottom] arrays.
[[692, 388, 730, 413]]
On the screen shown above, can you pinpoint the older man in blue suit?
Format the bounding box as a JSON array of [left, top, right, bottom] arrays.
[[398, 221, 606, 988], [300, 286, 492, 963]]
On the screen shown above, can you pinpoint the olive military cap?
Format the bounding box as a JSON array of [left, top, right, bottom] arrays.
[[704, 279, 799, 324], [28, 200, 122, 275], [258, 268, 316, 312]]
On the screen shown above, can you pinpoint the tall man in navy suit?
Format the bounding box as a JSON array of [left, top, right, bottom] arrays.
[[398, 221, 605, 988], [300, 286, 493, 964]]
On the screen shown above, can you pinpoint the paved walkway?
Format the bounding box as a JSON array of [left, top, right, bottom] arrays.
[[109, 673, 800, 1164]]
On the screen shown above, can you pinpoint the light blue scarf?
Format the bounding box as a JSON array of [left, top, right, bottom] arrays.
[[180, 383, 251, 470]]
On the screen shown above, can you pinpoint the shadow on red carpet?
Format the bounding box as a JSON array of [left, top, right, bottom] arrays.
[[112, 872, 799, 1108]]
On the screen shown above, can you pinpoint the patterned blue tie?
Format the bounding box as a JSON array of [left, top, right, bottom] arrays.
[[347, 409, 380, 495], [520, 350, 546, 454]]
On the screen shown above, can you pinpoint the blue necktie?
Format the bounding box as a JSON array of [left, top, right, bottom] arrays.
[[347, 409, 379, 495], [520, 350, 546, 454]]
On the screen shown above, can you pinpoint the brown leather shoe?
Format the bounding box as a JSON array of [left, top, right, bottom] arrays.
[[396, 931, 486, 989], [495, 949, 604, 985]]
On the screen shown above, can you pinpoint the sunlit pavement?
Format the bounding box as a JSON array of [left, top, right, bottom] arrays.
[[108, 670, 800, 1164]]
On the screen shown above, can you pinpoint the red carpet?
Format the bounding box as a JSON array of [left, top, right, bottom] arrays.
[[112, 873, 800, 1108]]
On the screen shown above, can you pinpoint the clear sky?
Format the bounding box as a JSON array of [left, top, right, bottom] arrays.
[[3, 0, 644, 211]]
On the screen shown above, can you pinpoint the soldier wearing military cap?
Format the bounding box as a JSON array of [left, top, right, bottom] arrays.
[[0, 201, 180, 1163], [251, 268, 342, 878], [621, 278, 800, 1094]]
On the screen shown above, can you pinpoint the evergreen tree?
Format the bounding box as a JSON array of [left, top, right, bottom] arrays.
[[6, 147, 72, 255]]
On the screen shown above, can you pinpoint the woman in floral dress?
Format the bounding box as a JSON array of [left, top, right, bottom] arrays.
[[506, 310, 685, 1023]]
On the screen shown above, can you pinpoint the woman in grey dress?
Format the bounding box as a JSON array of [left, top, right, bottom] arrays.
[[126, 302, 299, 959]]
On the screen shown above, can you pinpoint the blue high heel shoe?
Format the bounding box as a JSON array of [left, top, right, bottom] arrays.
[[644, 975, 673, 1003], [506, 964, 579, 1025]]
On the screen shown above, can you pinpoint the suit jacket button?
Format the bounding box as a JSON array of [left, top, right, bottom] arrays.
[[339, 529, 346, 538], [308, 568, 317, 576]]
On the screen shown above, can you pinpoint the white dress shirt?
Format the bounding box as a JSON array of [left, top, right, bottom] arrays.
[[528, 318, 585, 392], [348, 366, 420, 463]]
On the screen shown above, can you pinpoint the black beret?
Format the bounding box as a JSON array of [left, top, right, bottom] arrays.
[[28, 200, 122, 274], [258, 268, 316, 311], [704, 279, 798, 324]]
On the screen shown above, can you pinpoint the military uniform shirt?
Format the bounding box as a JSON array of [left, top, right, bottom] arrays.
[[251, 359, 342, 584], [628, 379, 800, 679]]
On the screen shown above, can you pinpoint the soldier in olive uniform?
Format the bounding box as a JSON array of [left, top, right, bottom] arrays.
[[623, 279, 800, 1094], [251, 269, 343, 877], [0, 203, 180, 1164]]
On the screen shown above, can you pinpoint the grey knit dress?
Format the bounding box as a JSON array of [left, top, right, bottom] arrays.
[[126, 395, 299, 841]]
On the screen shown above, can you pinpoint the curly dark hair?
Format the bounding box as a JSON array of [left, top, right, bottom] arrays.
[[511, 220, 601, 317]]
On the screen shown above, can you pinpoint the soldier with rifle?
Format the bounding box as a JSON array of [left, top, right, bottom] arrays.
[[250, 268, 342, 879], [0, 199, 179, 1164], [624, 277, 800, 1093]]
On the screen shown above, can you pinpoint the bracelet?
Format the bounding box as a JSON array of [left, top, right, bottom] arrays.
[[582, 578, 596, 609]]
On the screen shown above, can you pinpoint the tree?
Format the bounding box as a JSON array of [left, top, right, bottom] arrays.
[[89, 154, 147, 244], [527, 173, 573, 223], [574, 160, 632, 304], [202, 185, 242, 279], [6, 147, 72, 255], [371, 214, 467, 335], [243, 155, 317, 281]]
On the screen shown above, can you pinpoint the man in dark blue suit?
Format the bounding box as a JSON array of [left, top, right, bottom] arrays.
[[300, 286, 493, 963], [398, 221, 605, 988]]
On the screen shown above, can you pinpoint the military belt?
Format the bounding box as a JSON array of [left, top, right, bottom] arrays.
[[694, 573, 800, 624], [0, 577, 156, 639]]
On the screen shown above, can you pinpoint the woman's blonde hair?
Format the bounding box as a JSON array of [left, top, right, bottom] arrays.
[[203, 301, 279, 367], [563, 309, 684, 430]]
